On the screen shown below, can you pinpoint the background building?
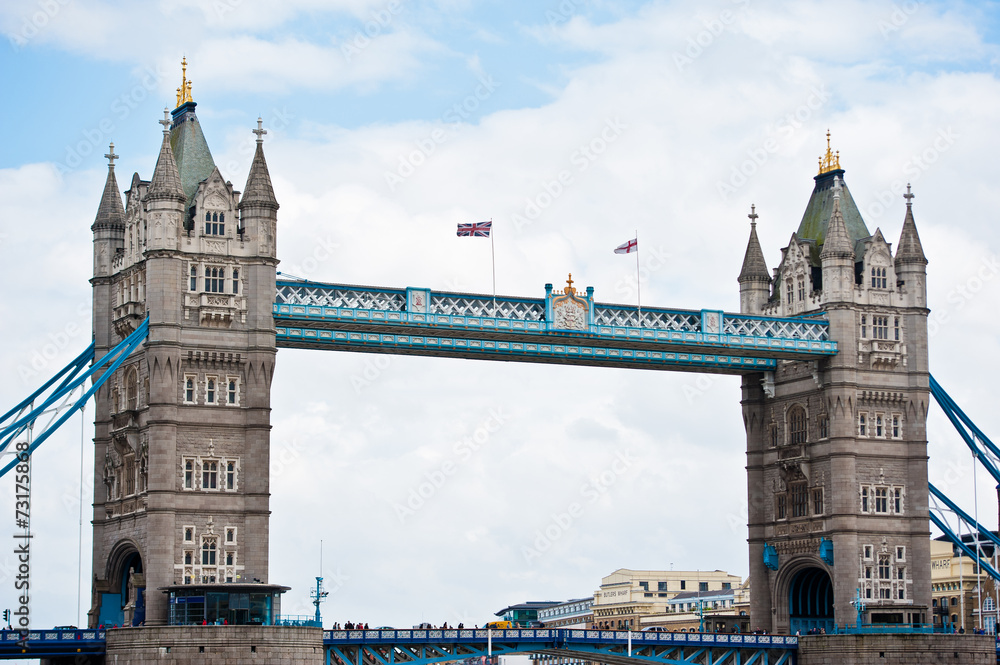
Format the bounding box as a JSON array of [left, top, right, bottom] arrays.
[[537, 599, 593, 629], [931, 535, 999, 633], [591, 569, 742, 630]]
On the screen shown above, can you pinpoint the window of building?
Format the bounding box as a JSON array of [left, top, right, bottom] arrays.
[[184, 459, 194, 489], [190, 265, 197, 291], [812, 488, 824, 515], [226, 461, 236, 490], [184, 375, 196, 404], [202, 540, 217, 565], [819, 415, 829, 439], [871, 266, 887, 289], [797, 277, 805, 302], [722, 582, 731, 590], [769, 424, 778, 448], [893, 488, 903, 514], [789, 406, 807, 445], [878, 556, 890, 580], [865, 567, 872, 579], [860, 315, 867, 338], [226, 528, 235, 543], [894, 317, 900, 341], [699, 582, 708, 592], [790, 482, 809, 518], [896, 546, 905, 561], [184, 527, 194, 542], [786, 280, 793, 304], [206, 377, 216, 404], [873, 315, 889, 340], [875, 487, 888, 513], [880, 587, 891, 599], [203, 460, 218, 490], [897, 566, 905, 580], [205, 211, 225, 236], [680, 581, 686, 590], [861, 487, 869, 513], [227, 378, 239, 406], [859, 413, 868, 437], [658, 581, 667, 591], [232, 268, 239, 294], [184, 550, 192, 565], [205, 266, 225, 293], [866, 588, 872, 599], [892, 415, 901, 439], [777, 494, 787, 520], [875, 414, 884, 438], [639, 581, 648, 591]]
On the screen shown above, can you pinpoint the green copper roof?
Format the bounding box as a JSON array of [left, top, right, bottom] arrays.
[[170, 101, 217, 207], [796, 169, 870, 264]]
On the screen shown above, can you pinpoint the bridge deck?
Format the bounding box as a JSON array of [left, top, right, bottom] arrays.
[[274, 281, 836, 374]]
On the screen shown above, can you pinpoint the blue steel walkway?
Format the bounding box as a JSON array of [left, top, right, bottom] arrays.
[[274, 279, 836, 374], [0, 628, 105, 660], [324, 628, 798, 665]]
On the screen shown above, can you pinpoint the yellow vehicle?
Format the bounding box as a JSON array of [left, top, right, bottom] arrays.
[[484, 620, 513, 630]]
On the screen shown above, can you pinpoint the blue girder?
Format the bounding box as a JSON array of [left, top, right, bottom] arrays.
[[274, 279, 836, 374], [323, 628, 798, 665], [0, 628, 106, 659]]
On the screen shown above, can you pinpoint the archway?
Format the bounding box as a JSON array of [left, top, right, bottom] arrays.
[[788, 567, 833, 634], [98, 544, 144, 628]]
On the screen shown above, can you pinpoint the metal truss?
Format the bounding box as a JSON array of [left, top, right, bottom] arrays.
[[323, 629, 797, 665], [0, 628, 106, 660]]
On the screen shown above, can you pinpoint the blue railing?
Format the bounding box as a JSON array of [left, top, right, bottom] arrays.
[[276, 615, 322, 627]]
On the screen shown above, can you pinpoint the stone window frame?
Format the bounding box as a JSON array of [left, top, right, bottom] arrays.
[[811, 487, 824, 515], [776, 494, 787, 520], [787, 404, 808, 445], [205, 375, 218, 405], [182, 458, 195, 490], [183, 374, 197, 405], [858, 412, 868, 437], [183, 525, 195, 543], [891, 414, 902, 439], [225, 376, 240, 406], [201, 536, 218, 566], [202, 459, 220, 490], [874, 413, 885, 438], [896, 546, 906, 562], [860, 483, 904, 515], [818, 414, 829, 439]]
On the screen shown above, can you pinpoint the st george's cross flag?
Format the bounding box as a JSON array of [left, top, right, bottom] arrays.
[[457, 221, 492, 237], [615, 238, 637, 254]]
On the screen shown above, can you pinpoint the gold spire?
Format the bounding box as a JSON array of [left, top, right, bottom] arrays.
[[817, 129, 841, 174], [563, 273, 576, 295], [175, 57, 193, 108]]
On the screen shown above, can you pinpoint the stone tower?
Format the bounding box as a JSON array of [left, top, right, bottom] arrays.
[[740, 136, 930, 633], [89, 62, 279, 627]]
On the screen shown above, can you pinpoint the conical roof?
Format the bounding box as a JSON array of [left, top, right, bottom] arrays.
[[820, 177, 854, 260], [240, 136, 278, 210], [797, 169, 870, 263], [739, 207, 770, 282], [92, 155, 125, 232], [147, 117, 185, 202], [170, 102, 218, 207], [896, 187, 927, 266]]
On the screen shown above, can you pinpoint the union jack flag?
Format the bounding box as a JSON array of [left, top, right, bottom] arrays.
[[457, 221, 492, 237]]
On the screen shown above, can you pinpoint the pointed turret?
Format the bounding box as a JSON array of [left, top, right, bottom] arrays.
[[895, 184, 927, 267], [239, 118, 279, 258], [820, 176, 855, 303], [739, 205, 771, 314], [92, 143, 126, 232], [895, 184, 928, 309], [240, 118, 278, 210], [146, 109, 185, 203]]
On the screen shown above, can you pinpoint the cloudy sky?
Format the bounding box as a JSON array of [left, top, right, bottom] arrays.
[[2, 0, 1000, 631]]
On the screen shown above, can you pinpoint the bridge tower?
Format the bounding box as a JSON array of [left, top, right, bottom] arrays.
[[740, 136, 930, 633], [89, 61, 279, 627]]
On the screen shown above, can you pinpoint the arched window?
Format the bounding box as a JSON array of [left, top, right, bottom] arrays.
[[789, 405, 807, 444], [212, 212, 218, 222], [205, 212, 211, 221], [202, 541, 216, 565], [124, 367, 138, 411]]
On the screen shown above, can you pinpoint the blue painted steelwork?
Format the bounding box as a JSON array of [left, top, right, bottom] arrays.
[[0, 317, 149, 478], [322, 628, 797, 665], [763, 544, 779, 571], [274, 279, 836, 372], [0, 628, 106, 660]]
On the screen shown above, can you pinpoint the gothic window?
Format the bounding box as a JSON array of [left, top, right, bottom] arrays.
[[190, 265, 197, 291], [861, 487, 869, 512], [878, 555, 890, 580], [865, 566, 872, 579], [892, 415, 901, 439], [786, 280, 793, 304], [812, 488, 824, 515], [894, 487, 903, 513], [788, 406, 807, 444], [894, 317, 900, 341], [873, 316, 889, 340], [776, 494, 786, 520], [184, 376, 196, 404], [875, 414, 884, 438], [860, 314, 867, 338], [875, 487, 888, 513], [790, 482, 808, 518], [896, 546, 905, 561], [859, 412, 868, 436], [226, 461, 236, 490], [870, 266, 887, 289], [769, 424, 778, 448], [202, 540, 217, 565], [205, 266, 225, 293], [124, 454, 135, 496], [897, 566, 905, 580], [797, 277, 805, 301], [124, 367, 138, 411], [226, 378, 239, 406], [184, 551, 192, 565], [184, 459, 194, 489], [205, 212, 211, 222], [226, 552, 234, 566], [898, 587, 905, 599], [202, 460, 218, 490], [184, 527, 194, 542], [232, 268, 239, 294], [205, 212, 224, 236], [819, 415, 829, 439], [864, 545, 873, 559], [206, 377, 217, 404], [226, 528, 235, 544]]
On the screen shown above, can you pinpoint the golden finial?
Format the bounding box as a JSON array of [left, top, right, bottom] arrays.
[[175, 57, 193, 108], [563, 273, 576, 295], [818, 129, 842, 174]]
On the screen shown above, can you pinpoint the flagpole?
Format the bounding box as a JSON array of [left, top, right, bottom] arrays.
[[635, 228, 641, 323], [490, 218, 497, 317]]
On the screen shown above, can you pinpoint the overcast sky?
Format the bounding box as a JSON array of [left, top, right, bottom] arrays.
[[2, 0, 1000, 633]]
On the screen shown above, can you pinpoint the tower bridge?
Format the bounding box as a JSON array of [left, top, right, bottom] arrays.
[[2, 65, 995, 663]]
